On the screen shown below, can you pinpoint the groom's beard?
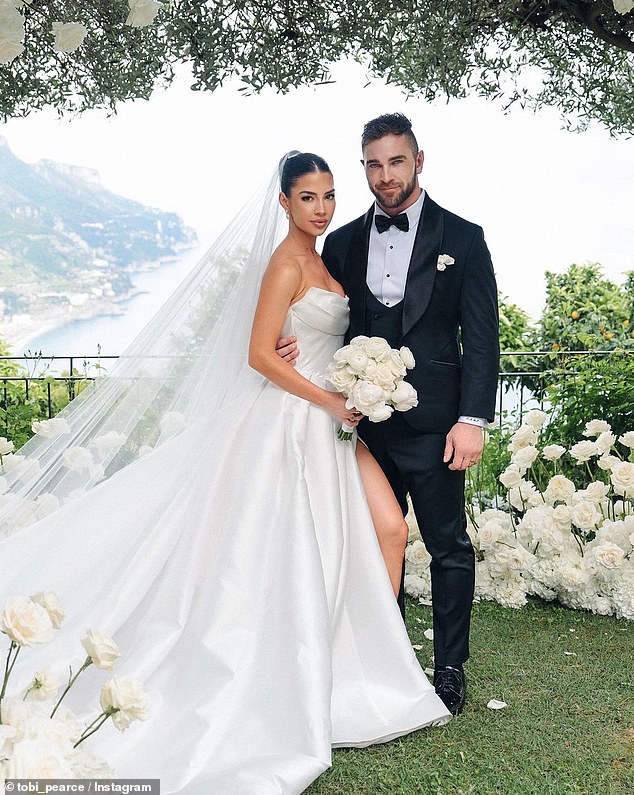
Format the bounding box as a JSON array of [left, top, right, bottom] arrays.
[[371, 171, 418, 212]]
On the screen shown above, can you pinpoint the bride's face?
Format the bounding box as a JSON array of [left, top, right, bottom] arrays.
[[282, 171, 335, 237]]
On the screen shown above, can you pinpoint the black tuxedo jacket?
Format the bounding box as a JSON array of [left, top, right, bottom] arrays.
[[322, 195, 500, 433]]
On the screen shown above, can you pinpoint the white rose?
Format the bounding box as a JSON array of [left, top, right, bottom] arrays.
[[508, 479, 541, 510], [552, 503, 573, 529], [368, 403, 394, 423], [374, 362, 397, 388], [159, 410, 186, 436], [3, 738, 74, 777], [570, 500, 601, 530], [327, 365, 357, 393], [100, 676, 151, 731], [436, 254, 455, 270], [597, 454, 620, 471], [511, 445, 539, 471], [583, 419, 612, 437], [348, 380, 385, 412], [349, 335, 369, 348], [1, 595, 54, 646], [543, 475, 576, 505], [618, 430, 634, 449], [31, 417, 71, 438], [125, 0, 162, 28], [30, 591, 64, 628], [592, 542, 625, 569], [332, 344, 352, 363], [610, 461, 634, 497], [0, 435, 14, 455], [542, 444, 566, 461], [613, 0, 634, 15], [91, 431, 127, 459], [363, 336, 392, 360], [476, 521, 506, 551], [499, 464, 523, 489], [51, 21, 87, 52], [508, 425, 539, 452], [399, 346, 415, 369], [523, 409, 547, 429], [391, 380, 418, 412], [569, 440, 598, 463], [595, 431, 616, 456], [0, 1, 24, 65], [385, 350, 407, 379], [61, 446, 93, 472], [81, 629, 120, 670], [24, 666, 60, 701], [345, 348, 370, 374], [583, 481, 610, 504]]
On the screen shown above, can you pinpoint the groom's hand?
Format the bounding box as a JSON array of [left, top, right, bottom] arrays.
[[275, 336, 299, 366], [443, 422, 484, 470]]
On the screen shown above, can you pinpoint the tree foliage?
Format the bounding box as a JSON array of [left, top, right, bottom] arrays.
[[0, 1, 633, 135]]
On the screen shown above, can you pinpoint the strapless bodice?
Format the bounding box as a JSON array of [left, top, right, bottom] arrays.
[[281, 287, 350, 378]]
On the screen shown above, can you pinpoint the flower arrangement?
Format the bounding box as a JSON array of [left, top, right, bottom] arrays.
[[326, 335, 418, 440], [0, 592, 150, 777], [406, 411, 634, 619]]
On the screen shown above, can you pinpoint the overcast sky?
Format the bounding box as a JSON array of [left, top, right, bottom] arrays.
[[2, 60, 633, 318]]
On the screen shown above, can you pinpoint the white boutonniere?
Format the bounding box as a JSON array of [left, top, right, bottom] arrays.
[[437, 254, 455, 271]]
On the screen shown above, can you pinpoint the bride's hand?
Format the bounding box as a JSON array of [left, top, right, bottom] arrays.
[[323, 392, 362, 427]]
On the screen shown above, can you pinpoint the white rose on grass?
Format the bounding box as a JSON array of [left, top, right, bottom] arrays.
[[544, 475, 576, 505], [391, 380, 418, 412], [508, 425, 539, 452], [125, 0, 162, 28], [61, 446, 93, 472], [81, 629, 120, 670], [508, 479, 541, 510], [0, 435, 15, 455], [511, 445, 539, 471], [592, 543, 625, 569], [618, 430, 634, 449], [499, 464, 523, 489], [523, 409, 547, 429], [51, 21, 87, 52], [595, 431, 616, 456], [597, 453, 620, 471], [100, 676, 151, 731], [610, 461, 634, 497], [569, 440, 599, 463], [613, 0, 634, 15], [31, 591, 64, 628], [570, 501, 601, 530], [31, 417, 71, 438], [476, 521, 506, 551], [542, 444, 566, 461], [23, 666, 60, 701], [399, 346, 415, 369], [1, 596, 54, 646], [583, 419, 612, 437], [90, 431, 127, 459], [0, 1, 25, 65]]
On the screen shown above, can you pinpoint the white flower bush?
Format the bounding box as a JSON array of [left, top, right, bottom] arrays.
[[0, 593, 150, 778], [405, 414, 634, 620]]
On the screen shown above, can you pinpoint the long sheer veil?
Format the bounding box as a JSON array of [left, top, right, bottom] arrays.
[[0, 159, 293, 537]]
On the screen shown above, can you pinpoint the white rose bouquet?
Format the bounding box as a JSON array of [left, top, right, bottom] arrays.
[[326, 336, 418, 440]]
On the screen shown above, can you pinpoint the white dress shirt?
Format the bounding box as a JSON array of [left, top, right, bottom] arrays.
[[368, 190, 486, 429]]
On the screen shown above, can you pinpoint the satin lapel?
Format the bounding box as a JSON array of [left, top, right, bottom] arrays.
[[402, 196, 444, 337], [345, 207, 373, 328]]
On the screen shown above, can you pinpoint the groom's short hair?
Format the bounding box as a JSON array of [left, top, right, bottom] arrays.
[[361, 113, 419, 158]]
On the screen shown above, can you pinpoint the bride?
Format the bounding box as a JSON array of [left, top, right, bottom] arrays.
[[0, 152, 450, 793]]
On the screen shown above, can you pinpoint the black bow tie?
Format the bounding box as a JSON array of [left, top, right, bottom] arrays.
[[374, 213, 409, 233]]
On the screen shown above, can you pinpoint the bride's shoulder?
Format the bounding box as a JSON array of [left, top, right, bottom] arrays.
[[263, 246, 303, 291]]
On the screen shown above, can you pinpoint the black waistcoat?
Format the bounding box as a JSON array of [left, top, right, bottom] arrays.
[[364, 290, 404, 348]]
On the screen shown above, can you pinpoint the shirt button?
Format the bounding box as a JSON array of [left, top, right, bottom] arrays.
[[373, 313, 380, 319], [389, 245, 393, 250], [386, 274, 390, 277], [386, 301, 390, 306]]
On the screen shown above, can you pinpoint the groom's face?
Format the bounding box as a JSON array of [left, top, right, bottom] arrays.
[[362, 133, 423, 215]]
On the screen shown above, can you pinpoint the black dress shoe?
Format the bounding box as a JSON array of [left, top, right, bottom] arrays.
[[434, 665, 466, 715]]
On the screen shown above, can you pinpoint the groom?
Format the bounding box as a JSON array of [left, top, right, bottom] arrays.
[[280, 113, 499, 714]]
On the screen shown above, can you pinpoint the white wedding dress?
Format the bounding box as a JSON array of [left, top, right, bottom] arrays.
[[0, 287, 449, 793]]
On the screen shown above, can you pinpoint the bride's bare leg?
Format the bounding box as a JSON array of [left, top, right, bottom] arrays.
[[355, 440, 408, 598]]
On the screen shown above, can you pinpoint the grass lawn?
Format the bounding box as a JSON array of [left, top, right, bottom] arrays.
[[306, 598, 634, 795]]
